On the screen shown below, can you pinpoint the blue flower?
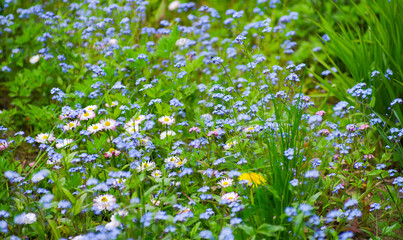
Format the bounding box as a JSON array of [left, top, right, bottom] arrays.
[[200, 230, 214, 239], [218, 227, 234, 240]]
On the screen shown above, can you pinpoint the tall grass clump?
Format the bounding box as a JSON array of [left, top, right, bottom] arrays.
[[313, 0, 403, 165]]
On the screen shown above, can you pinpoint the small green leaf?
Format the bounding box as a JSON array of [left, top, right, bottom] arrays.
[[257, 224, 285, 237], [238, 224, 255, 236]]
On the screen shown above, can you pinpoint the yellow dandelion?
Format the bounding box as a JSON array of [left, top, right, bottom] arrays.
[[239, 172, 267, 187]]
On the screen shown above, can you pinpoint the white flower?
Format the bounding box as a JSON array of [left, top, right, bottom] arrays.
[[35, 132, 55, 144], [124, 126, 136, 135], [108, 38, 118, 45], [158, 116, 175, 125], [160, 130, 176, 140], [14, 213, 37, 224], [100, 118, 117, 130], [174, 158, 187, 168], [218, 178, 233, 188], [31, 169, 50, 183], [134, 115, 146, 124], [223, 140, 237, 150], [79, 110, 96, 121], [165, 156, 180, 164], [221, 192, 239, 202], [168, 0, 180, 11], [139, 137, 151, 146], [104, 148, 121, 158], [87, 123, 103, 133], [243, 125, 257, 133], [56, 139, 74, 149], [151, 170, 162, 178], [63, 121, 81, 131], [93, 194, 116, 211], [125, 116, 145, 132], [136, 161, 155, 172], [29, 55, 40, 64], [105, 101, 118, 108], [175, 38, 190, 47], [84, 105, 98, 112]]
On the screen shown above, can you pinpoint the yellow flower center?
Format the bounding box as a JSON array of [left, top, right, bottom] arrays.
[[105, 121, 111, 126], [69, 123, 75, 127], [88, 107, 93, 110], [223, 182, 229, 186], [164, 117, 170, 122], [101, 197, 108, 202], [43, 135, 48, 140], [109, 148, 115, 153], [93, 126, 98, 130], [84, 112, 89, 117]]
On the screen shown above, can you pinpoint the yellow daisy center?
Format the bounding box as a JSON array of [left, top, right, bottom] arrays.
[[105, 121, 111, 126], [101, 197, 108, 202], [164, 118, 170, 122], [93, 126, 98, 130], [108, 148, 115, 153], [223, 182, 229, 186], [43, 135, 48, 140], [69, 123, 75, 127], [84, 112, 89, 117]]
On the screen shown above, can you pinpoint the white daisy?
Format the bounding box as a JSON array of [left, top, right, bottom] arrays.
[[243, 125, 257, 133], [174, 158, 187, 168], [158, 116, 175, 125], [223, 140, 237, 150], [125, 126, 136, 135], [168, 0, 180, 11], [84, 105, 98, 112], [175, 38, 190, 47], [139, 137, 151, 146], [165, 156, 180, 164], [29, 55, 40, 64], [105, 101, 118, 108], [56, 139, 74, 149], [221, 192, 239, 202], [63, 121, 81, 131], [160, 130, 176, 140], [218, 178, 233, 188], [151, 170, 162, 178], [100, 118, 117, 130], [35, 132, 55, 144], [93, 194, 116, 211], [136, 161, 156, 172], [79, 110, 96, 121], [87, 123, 103, 134], [104, 148, 121, 158]]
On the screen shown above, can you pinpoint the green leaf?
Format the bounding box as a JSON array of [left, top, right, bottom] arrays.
[[62, 187, 75, 204], [143, 184, 160, 198], [190, 222, 201, 238], [238, 224, 255, 236], [154, 25, 179, 58], [48, 219, 61, 239], [257, 224, 285, 237], [73, 193, 87, 216]]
